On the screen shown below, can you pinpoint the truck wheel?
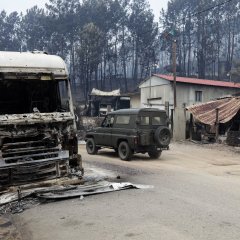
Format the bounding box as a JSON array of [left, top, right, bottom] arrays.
[[118, 141, 132, 161], [154, 126, 171, 147], [86, 138, 98, 155], [148, 147, 162, 159]]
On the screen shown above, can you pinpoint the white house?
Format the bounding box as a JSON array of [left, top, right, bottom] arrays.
[[139, 74, 240, 112], [139, 74, 240, 140]]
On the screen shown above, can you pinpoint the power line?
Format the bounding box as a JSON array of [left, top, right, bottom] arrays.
[[158, 0, 236, 31], [192, 0, 234, 17]]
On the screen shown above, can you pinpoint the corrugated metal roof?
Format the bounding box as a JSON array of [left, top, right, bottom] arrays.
[[186, 97, 240, 125], [154, 74, 240, 89]]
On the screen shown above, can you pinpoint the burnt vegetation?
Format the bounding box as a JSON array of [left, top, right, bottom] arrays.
[[0, 0, 240, 99]]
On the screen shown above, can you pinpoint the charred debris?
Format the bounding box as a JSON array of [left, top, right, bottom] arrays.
[[187, 96, 240, 146], [84, 88, 130, 117], [76, 88, 130, 140]]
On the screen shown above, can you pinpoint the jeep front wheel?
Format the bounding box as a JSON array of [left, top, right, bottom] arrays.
[[118, 141, 132, 161], [86, 138, 98, 155]]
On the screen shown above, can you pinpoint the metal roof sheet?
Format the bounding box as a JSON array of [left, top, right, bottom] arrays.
[[90, 88, 121, 96], [154, 74, 240, 89], [186, 97, 240, 125]]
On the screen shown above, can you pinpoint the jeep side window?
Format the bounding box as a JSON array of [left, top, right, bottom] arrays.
[[140, 116, 150, 125], [102, 115, 114, 127], [109, 116, 114, 127], [152, 116, 161, 125], [116, 115, 130, 125]]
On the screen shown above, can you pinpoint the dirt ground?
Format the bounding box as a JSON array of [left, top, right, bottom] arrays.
[[0, 215, 21, 240], [2, 141, 240, 240]]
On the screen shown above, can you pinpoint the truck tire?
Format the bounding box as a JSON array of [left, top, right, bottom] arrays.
[[118, 141, 132, 161], [154, 126, 171, 147], [86, 138, 98, 155]]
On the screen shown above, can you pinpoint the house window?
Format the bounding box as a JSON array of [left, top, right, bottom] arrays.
[[195, 91, 203, 102]]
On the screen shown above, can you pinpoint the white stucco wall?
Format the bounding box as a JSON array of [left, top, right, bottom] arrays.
[[130, 94, 141, 108], [176, 83, 239, 107], [140, 76, 240, 110], [140, 76, 173, 109]]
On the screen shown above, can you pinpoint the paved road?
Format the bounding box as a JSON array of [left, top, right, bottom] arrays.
[[15, 142, 240, 240]]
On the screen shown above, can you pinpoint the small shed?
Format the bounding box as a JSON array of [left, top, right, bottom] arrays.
[[89, 88, 130, 116]]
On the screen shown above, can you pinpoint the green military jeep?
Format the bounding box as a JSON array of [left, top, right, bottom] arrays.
[[85, 108, 171, 160]]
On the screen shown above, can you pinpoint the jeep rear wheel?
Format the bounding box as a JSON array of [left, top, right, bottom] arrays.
[[86, 138, 98, 155], [154, 126, 171, 147], [148, 147, 162, 159], [118, 141, 132, 161]]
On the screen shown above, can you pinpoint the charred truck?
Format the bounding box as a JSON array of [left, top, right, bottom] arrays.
[[0, 51, 83, 188]]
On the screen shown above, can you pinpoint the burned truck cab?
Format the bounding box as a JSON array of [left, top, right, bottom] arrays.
[[0, 51, 82, 188]]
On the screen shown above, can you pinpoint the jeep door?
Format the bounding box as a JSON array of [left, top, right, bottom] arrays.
[[95, 115, 114, 146], [111, 115, 133, 148]]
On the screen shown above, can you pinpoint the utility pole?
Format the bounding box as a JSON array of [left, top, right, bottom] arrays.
[[215, 108, 220, 142], [149, 66, 152, 107], [172, 39, 177, 109]]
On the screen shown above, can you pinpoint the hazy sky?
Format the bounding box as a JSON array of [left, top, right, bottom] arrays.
[[0, 0, 168, 20]]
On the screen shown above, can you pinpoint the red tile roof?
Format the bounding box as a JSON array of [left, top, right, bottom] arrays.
[[153, 74, 240, 89]]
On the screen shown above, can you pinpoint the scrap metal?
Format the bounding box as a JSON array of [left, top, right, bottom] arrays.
[[0, 180, 153, 214], [90, 88, 121, 97]]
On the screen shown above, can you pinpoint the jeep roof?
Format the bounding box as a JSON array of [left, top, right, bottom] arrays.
[[108, 108, 166, 115]]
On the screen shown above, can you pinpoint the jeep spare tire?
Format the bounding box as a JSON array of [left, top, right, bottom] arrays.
[[86, 138, 98, 155], [118, 141, 132, 161], [154, 126, 171, 147]]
